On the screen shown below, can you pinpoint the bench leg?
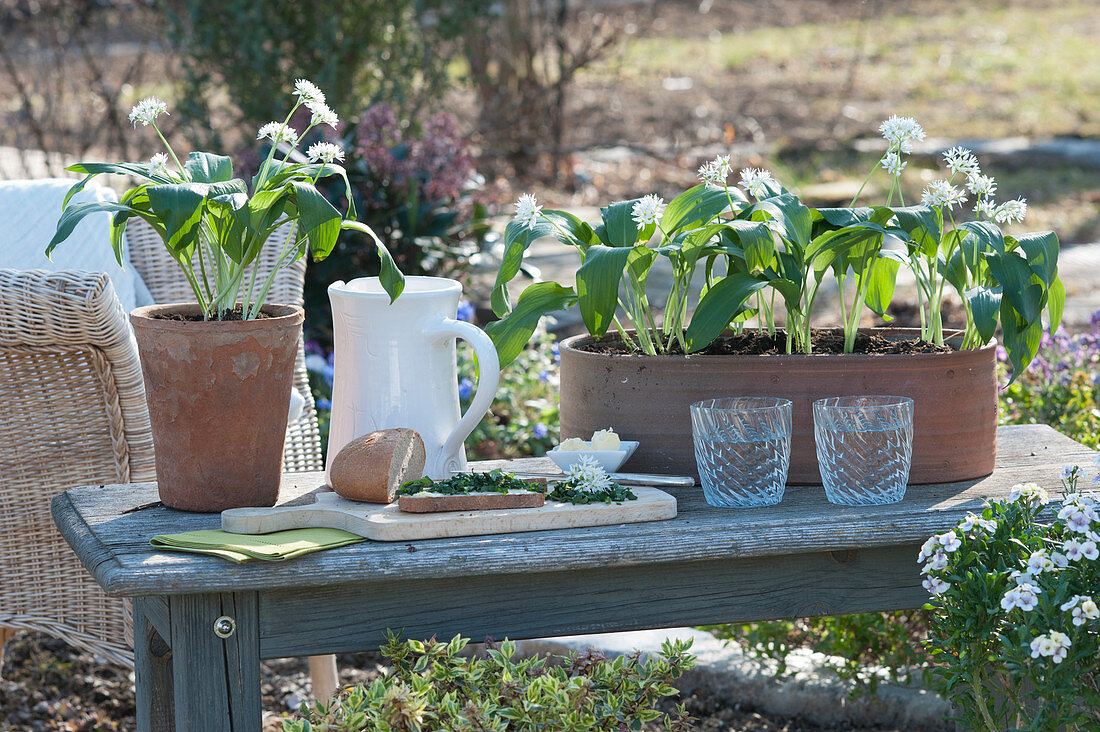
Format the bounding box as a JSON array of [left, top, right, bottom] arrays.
[[309, 654, 339, 702], [169, 592, 261, 732], [134, 598, 174, 732], [0, 626, 15, 679]]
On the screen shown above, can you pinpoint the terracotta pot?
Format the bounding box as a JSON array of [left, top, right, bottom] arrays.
[[129, 303, 304, 512], [559, 329, 998, 485]]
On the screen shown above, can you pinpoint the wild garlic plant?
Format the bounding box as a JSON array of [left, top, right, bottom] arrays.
[[47, 79, 404, 320], [489, 116, 1061, 372], [920, 458, 1100, 731]]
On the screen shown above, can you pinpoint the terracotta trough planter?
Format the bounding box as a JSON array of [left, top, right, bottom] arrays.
[[130, 303, 303, 512], [559, 329, 998, 485]]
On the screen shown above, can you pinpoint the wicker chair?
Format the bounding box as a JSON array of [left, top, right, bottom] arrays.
[[0, 219, 332, 692]]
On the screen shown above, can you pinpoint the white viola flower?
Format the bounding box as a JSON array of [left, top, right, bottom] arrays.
[[918, 536, 939, 563], [994, 197, 1028, 224], [943, 146, 980, 176], [1063, 538, 1086, 562], [922, 550, 949, 574], [937, 530, 962, 553], [957, 514, 977, 533], [1082, 540, 1099, 561], [1030, 634, 1055, 660], [128, 96, 168, 127], [1027, 549, 1054, 575], [1002, 583, 1041, 612], [307, 100, 339, 129], [1073, 597, 1100, 626], [293, 79, 325, 106], [923, 576, 950, 595], [1062, 466, 1079, 481], [566, 455, 613, 493], [977, 517, 998, 534], [1007, 482, 1050, 505], [879, 115, 925, 153], [306, 142, 345, 164], [513, 193, 542, 231], [881, 151, 907, 176], [1064, 508, 1094, 533], [920, 180, 967, 210], [631, 194, 666, 228], [966, 173, 996, 197], [1060, 595, 1086, 612], [1052, 552, 1069, 568], [1009, 569, 1035, 585], [149, 152, 169, 175], [739, 168, 778, 199], [1048, 631, 1071, 663], [257, 122, 300, 146]]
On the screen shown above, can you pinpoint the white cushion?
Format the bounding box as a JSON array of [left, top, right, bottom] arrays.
[[0, 178, 153, 312]]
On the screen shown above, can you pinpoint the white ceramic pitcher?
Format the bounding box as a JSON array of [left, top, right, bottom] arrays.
[[327, 276, 500, 479]]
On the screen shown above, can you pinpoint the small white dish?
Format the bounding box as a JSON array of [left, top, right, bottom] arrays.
[[547, 440, 639, 474]]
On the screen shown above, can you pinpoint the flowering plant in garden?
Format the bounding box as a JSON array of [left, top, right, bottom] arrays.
[[47, 80, 403, 320], [999, 314, 1100, 449], [921, 465, 1100, 730], [488, 116, 1061, 373]]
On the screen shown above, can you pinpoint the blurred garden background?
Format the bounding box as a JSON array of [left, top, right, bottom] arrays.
[[1, 0, 1097, 729]]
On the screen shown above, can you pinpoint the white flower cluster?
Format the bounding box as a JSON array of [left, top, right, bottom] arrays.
[[257, 122, 300, 146], [293, 79, 339, 129], [918, 529, 966, 594], [1029, 630, 1071, 663], [149, 152, 169, 175], [306, 141, 345, 164], [631, 194, 666, 227], [880, 151, 906, 176], [739, 168, 777, 199], [128, 96, 168, 128], [879, 115, 925, 154], [1007, 481, 1050, 505], [565, 455, 613, 493], [1061, 595, 1100, 626], [697, 155, 731, 186], [957, 512, 997, 535], [920, 179, 968, 210], [513, 193, 542, 230]]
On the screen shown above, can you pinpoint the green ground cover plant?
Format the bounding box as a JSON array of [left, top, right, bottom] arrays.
[[283, 634, 694, 731]]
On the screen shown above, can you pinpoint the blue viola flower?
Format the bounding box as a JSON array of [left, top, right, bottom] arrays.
[[538, 369, 550, 383], [458, 377, 474, 401], [457, 300, 476, 323], [533, 422, 549, 439], [316, 397, 332, 411]]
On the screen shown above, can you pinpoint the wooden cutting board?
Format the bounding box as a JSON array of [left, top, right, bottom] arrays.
[[221, 488, 677, 542]]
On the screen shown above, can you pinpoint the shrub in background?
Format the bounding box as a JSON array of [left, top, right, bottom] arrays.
[[282, 634, 695, 731], [162, 0, 487, 147]]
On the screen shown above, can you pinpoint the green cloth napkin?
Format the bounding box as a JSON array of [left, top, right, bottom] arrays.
[[150, 528, 365, 564]]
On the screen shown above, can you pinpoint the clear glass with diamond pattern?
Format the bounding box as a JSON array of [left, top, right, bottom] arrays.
[[690, 397, 792, 508], [813, 396, 914, 506]]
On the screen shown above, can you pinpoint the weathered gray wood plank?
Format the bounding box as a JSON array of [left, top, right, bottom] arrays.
[[53, 425, 1097, 597], [257, 543, 924, 658], [133, 598, 174, 732], [168, 593, 261, 732]]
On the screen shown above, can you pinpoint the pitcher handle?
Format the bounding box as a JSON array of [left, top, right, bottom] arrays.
[[425, 318, 500, 478]]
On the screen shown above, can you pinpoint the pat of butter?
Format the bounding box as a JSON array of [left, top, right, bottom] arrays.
[[558, 437, 588, 451], [591, 428, 621, 451]]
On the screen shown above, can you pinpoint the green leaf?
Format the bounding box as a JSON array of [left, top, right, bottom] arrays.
[[725, 220, 775, 271], [999, 297, 1043, 377], [491, 219, 557, 316], [752, 193, 812, 250], [145, 183, 208, 255], [891, 205, 942, 258], [46, 200, 138, 262], [984, 250, 1044, 324], [601, 199, 641, 247], [290, 181, 342, 260], [661, 184, 742, 233], [576, 245, 633, 337], [62, 162, 174, 207], [1047, 276, 1065, 334], [684, 273, 769, 353], [205, 192, 251, 263], [544, 210, 602, 249], [1011, 230, 1059, 288], [964, 286, 1002, 344], [863, 255, 901, 318], [184, 152, 234, 183], [341, 220, 405, 303], [485, 282, 577, 367]]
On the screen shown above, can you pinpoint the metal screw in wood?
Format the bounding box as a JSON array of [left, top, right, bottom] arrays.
[[213, 616, 236, 638]]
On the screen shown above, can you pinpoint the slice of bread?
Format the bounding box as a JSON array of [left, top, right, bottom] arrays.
[[329, 428, 426, 503]]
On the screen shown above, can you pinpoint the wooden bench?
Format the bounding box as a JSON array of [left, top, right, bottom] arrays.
[[51, 424, 1096, 731]]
